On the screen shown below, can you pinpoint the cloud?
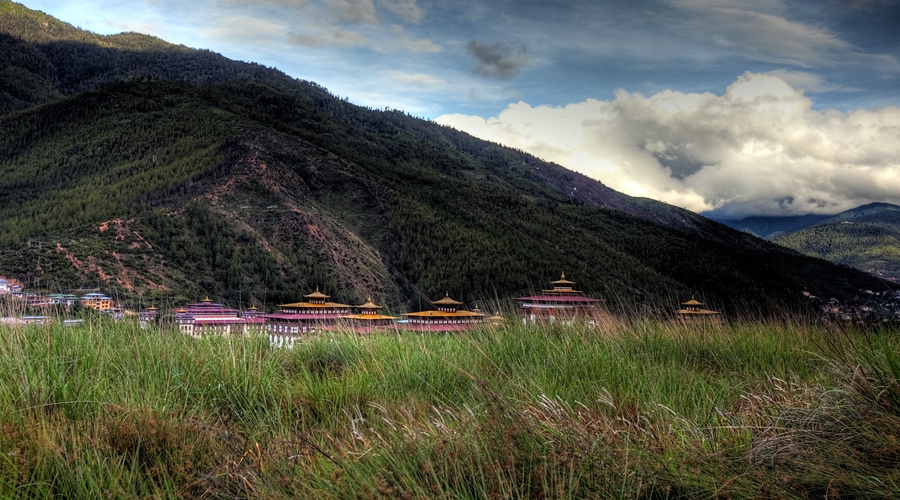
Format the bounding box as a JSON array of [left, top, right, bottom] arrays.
[[377, 0, 422, 23], [467, 40, 529, 80], [386, 24, 440, 52], [206, 15, 289, 46], [435, 72, 900, 218], [674, 0, 899, 71], [241, 2, 432, 51], [765, 69, 860, 93], [215, 0, 309, 8], [323, 0, 378, 24], [382, 70, 445, 86], [288, 25, 366, 47], [677, 2, 850, 67]]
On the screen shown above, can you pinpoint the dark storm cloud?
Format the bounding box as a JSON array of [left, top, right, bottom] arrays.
[[466, 40, 529, 80]]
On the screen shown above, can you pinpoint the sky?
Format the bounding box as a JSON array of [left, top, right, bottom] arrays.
[[20, 0, 900, 219]]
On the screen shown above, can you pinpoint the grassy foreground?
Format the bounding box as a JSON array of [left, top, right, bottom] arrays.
[[1, 317, 899, 498]]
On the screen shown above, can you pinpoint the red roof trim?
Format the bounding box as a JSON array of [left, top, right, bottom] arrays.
[[516, 295, 601, 302]]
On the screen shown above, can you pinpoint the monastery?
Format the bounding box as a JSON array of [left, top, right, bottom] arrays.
[[265, 287, 351, 347], [173, 297, 265, 337], [515, 274, 603, 324], [400, 292, 488, 332], [341, 298, 398, 334], [136, 274, 619, 344], [674, 297, 720, 322]]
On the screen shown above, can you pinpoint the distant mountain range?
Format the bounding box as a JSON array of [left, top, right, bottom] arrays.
[[707, 214, 832, 239], [714, 203, 900, 281], [0, 0, 889, 316]]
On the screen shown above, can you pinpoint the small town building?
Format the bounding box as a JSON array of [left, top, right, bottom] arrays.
[[25, 293, 50, 308], [22, 316, 51, 325], [47, 293, 80, 308], [106, 306, 127, 320], [173, 297, 259, 338], [265, 288, 352, 347], [674, 297, 721, 322], [340, 297, 398, 334], [80, 292, 114, 311], [400, 292, 488, 332], [516, 273, 603, 324], [0, 278, 21, 296]]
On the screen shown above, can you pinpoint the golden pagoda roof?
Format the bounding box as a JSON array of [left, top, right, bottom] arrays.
[[542, 288, 582, 295], [201, 297, 212, 303], [277, 301, 349, 308], [676, 296, 719, 316], [432, 292, 463, 306], [304, 287, 330, 300], [357, 297, 383, 310], [550, 272, 576, 286], [341, 313, 397, 321]]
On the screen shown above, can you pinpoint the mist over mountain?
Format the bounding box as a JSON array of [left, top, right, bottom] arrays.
[[0, 0, 889, 316]]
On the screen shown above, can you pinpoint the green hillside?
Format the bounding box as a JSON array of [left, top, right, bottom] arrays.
[[0, 0, 888, 315], [773, 203, 900, 281]]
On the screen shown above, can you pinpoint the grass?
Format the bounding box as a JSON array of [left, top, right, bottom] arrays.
[[0, 316, 899, 498]]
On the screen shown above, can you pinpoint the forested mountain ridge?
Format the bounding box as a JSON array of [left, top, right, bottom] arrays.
[[709, 213, 832, 239], [772, 203, 900, 281], [0, 0, 746, 236], [0, 0, 888, 314]]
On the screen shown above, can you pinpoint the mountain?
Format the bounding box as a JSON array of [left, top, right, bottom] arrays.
[[708, 213, 832, 238], [771, 203, 900, 281], [0, 0, 888, 316]]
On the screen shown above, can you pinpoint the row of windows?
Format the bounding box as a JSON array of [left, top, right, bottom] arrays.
[[409, 319, 484, 324], [269, 325, 309, 334]]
